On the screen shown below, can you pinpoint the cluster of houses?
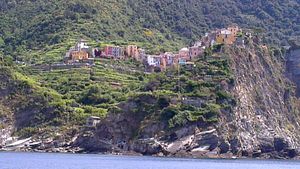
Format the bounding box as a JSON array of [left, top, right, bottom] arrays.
[[64, 40, 146, 64], [64, 25, 246, 72]]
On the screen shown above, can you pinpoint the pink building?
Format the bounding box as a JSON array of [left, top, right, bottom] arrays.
[[103, 46, 124, 59]]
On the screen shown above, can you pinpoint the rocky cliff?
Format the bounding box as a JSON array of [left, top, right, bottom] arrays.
[[220, 43, 300, 158], [74, 41, 300, 159], [0, 66, 70, 149]]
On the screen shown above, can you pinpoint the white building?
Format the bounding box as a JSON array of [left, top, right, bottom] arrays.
[[147, 55, 161, 67], [75, 39, 89, 51], [86, 116, 101, 127]]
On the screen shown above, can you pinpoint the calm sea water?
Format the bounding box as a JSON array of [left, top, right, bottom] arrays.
[[1, 152, 300, 169]]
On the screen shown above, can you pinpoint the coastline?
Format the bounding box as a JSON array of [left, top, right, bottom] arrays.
[[1, 147, 299, 160]]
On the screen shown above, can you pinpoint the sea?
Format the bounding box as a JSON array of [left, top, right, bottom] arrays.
[[1, 152, 300, 169]]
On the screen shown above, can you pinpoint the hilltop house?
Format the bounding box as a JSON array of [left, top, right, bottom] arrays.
[[227, 26, 240, 36], [216, 26, 241, 45], [216, 29, 234, 44], [146, 52, 180, 72], [146, 55, 167, 72], [164, 52, 178, 67], [158, 52, 178, 71], [201, 32, 217, 48], [70, 51, 89, 61]]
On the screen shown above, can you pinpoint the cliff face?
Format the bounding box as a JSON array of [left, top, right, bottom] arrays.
[[76, 42, 300, 159], [0, 67, 67, 147], [0, 68, 16, 146], [220, 43, 300, 158]]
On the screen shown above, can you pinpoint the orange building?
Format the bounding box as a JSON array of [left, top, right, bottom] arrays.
[[228, 26, 240, 36], [160, 55, 167, 71], [126, 45, 139, 60], [216, 26, 241, 45], [216, 29, 236, 45]]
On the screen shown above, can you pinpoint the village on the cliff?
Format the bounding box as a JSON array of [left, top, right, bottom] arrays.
[[63, 25, 252, 72]]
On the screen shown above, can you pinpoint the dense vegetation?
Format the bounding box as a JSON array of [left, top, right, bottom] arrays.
[[0, 0, 300, 62], [0, 0, 299, 137]]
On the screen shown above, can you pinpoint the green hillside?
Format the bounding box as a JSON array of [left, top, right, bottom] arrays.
[[0, 0, 300, 62]]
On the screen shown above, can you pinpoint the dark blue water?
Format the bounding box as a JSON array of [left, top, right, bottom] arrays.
[[1, 152, 300, 169]]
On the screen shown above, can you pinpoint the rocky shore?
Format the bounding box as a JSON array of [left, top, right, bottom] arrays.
[[1, 130, 299, 160]]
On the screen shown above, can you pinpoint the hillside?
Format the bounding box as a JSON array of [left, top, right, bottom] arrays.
[[0, 64, 70, 144], [2, 34, 300, 158], [0, 0, 300, 62], [1, 0, 300, 159]]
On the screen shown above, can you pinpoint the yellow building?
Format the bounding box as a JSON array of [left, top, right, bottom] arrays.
[[70, 51, 89, 61]]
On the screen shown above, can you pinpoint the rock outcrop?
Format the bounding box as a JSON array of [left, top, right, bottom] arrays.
[[219, 43, 300, 158]]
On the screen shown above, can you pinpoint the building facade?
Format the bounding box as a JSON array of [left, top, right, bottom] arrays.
[[178, 48, 190, 61], [138, 48, 146, 61], [126, 45, 139, 59], [70, 51, 89, 61], [103, 46, 124, 59], [216, 26, 241, 45], [75, 39, 89, 51], [189, 46, 204, 60]]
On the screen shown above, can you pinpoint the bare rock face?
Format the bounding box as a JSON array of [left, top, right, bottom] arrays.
[[75, 94, 161, 154], [0, 126, 13, 147], [131, 139, 163, 155], [219, 43, 300, 158]]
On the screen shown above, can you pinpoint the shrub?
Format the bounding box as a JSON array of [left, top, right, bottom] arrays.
[[160, 106, 179, 122], [168, 111, 190, 128], [157, 97, 170, 108], [15, 127, 38, 138], [216, 91, 232, 100], [203, 103, 220, 122]]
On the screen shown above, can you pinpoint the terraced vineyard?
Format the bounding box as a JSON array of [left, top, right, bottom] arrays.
[[22, 58, 146, 113]]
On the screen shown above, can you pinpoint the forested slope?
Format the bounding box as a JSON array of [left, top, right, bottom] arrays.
[[0, 0, 299, 58]]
